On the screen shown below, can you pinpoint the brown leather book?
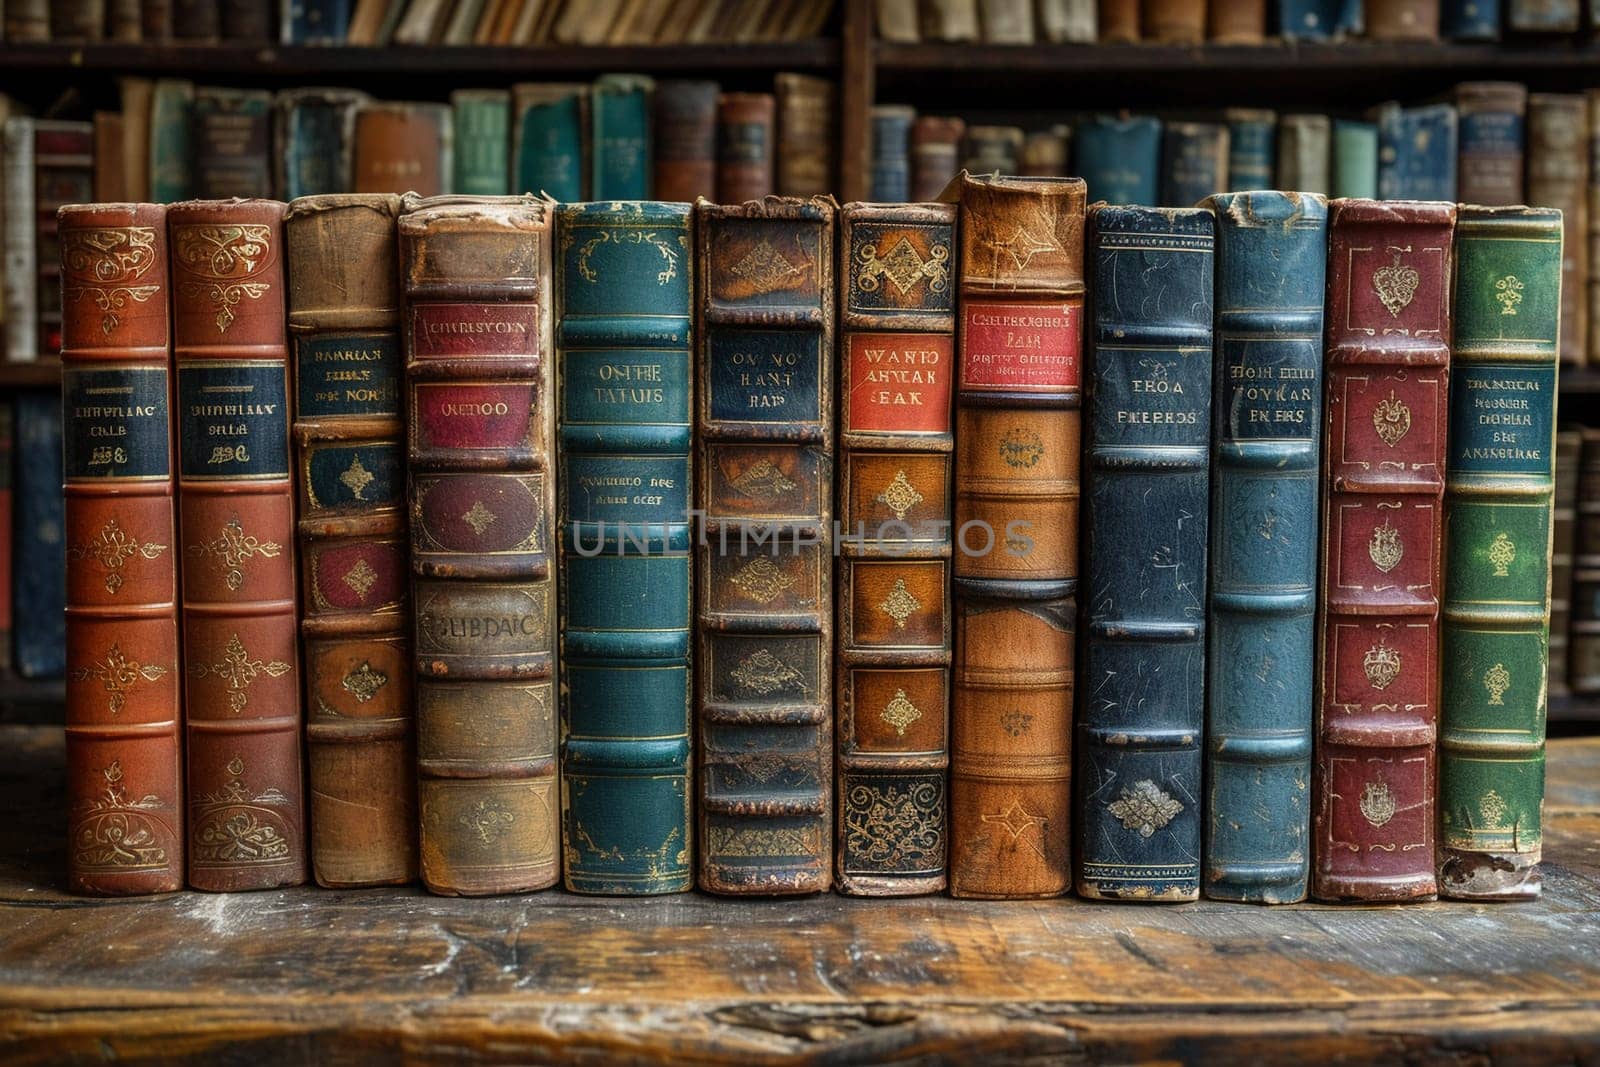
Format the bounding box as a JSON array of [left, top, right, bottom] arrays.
[[696, 195, 836, 895], [120, 78, 154, 203], [1313, 198, 1454, 903], [835, 202, 955, 896], [61, 203, 183, 896], [716, 93, 776, 204], [172, 0, 221, 39], [1526, 94, 1588, 366], [192, 88, 274, 201], [1550, 429, 1581, 698], [1020, 129, 1068, 178], [949, 174, 1083, 899], [141, 0, 173, 38], [93, 114, 128, 203], [353, 103, 451, 200], [1365, 0, 1439, 37], [1099, 0, 1140, 39], [911, 116, 965, 203], [218, 0, 273, 38], [653, 79, 720, 204], [1456, 82, 1527, 207], [51, 0, 106, 39], [1207, 0, 1263, 40], [4, 0, 51, 40], [286, 194, 417, 889], [401, 195, 558, 897], [107, 0, 144, 38], [1571, 428, 1600, 694], [1142, 0, 1205, 41], [775, 73, 835, 198], [169, 198, 306, 893]]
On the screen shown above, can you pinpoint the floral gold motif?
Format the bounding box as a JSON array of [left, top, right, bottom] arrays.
[[459, 799, 515, 845], [190, 756, 292, 868], [60, 226, 161, 335], [879, 688, 923, 736], [575, 228, 682, 286], [340, 455, 375, 500], [706, 824, 821, 858], [1107, 780, 1183, 838], [1372, 250, 1420, 318], [730, 648, 805, 696], [876, 469, 924, 521], [187, 633, 291, 714], [878, 578, 922, 629], [172, 223, 274, 334], [71, 761, 170, 872], [1372, 390, 1411, 447], [999, 427, 1044, 469], [1362, 641, 1402, 690], [979, 801, 1046, 858], [727, 458, 798, 500], [341, 558, 378, 601], [857, 235, 950, 297], [1479, 789, 1508, 828], [728, 239, 802, 291], [462, 500, 497, 536], [843, 781, 942, 872], [188, 516, 281, 592], [67, 518, 168, 595], [1484, 662, 1511, 706], [341, 660, 388, 703], [71, 643, 169, 715], [728, 556, 795, 604], [1359, 780, 1397, 829], [1495, 274, 1524, 316], [1369, 519, 1403, 574], [1488, 532, 1516, 577]]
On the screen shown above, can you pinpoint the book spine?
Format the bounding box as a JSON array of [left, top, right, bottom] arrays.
[[1439, 207, 1560, 901], [1203, 190, 1328, 904], [834, 202, 955, 897], [1507, 0, 1578, 30], [592, 75, 654, 202], [1589, 90, 1600, 366], [775, 73, 835, 198], [52, 0, 107, 39], [1331, 119, 1378, 200], [451, 91, 511, 198], [169, 197, 306, 892], [1021, 129, 1069, 178], [654, 80, 719, 204], [94, 114, 129, 203], [1313, 198, 1454, 903], [281, 0, 351, 41], [172, 0, 220, 39], [1442, 0, 1499, 36], [276, 91, 366, 201], [1225, 111, 1276, 191], [556, 201, 694, 895], [960, 125, 1023, 176], [1277, 114, 1332, 197], [1279, 0, 1362, 37], [1526, 94, 1588, 367], [218, 0, 273, 38], [1375, 103, 1458, 203], [1570, 429, 1600, 694], [868, 107, 915, 203], [2, 120, 37, 361], [15, 393, 66, 677], [696, 196, 835, 895], [1549, 429, 1580, 696], [1099, 0, 1141, 39], [34, 125, 96, 359], [3, 0, 52, 40], [1455, 83, 1526, 207], [1365, 0, 1440, 38], [1161, 121, 1228, 208], [61, 203, 184, 896], [1078, 204, 1213, 902], [1041, 0, 1097, 39], [192, 88, 274, 201], [1141, 0, 1205, 40], [141, 0, 173, 38], [949, 175, 1083, 899], [286, 193, 416, 889], [354, 104, 450, 200], [149, 80, 195, 205], [512, 88, 587, 203], [980, 0, 1035, 40], [910, 117, 964, 203], [1208, 0, 1265, 39], [402, 196, 558, 896], [0, 404, 13, 674], [715, 93, 776, 204], [1076, 116, 1161, 208]]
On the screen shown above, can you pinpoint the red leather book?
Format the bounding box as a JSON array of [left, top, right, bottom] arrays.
[[169, 199, 306, 892], [1313, 199, 1455, 903], [61, 203, 184, 896]]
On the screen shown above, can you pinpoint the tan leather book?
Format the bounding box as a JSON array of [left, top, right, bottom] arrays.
[[1099, 0, 1140, 39], [716, 92, 775, 204], [93, 114, 127, 203], [1206, 0, 1262, 40], [923, 0, 981, 39], [119, 78, 153, 203], [876, 0, 920, 39], [949, 173, 1083, 899], [980, 0, 1035, 39], [911, 116, 965, 202], [286, 194, 417, 889], [1526, 93, 1588, 366], [1142, 0, 1204, 40], [775, 73, 835, 198], [1021, 128, 1068, 177], [1365, 0, 1439, 38], [352, 102, 451, 199], [402, 194, 558, 896], [835, 202, 955, 896]]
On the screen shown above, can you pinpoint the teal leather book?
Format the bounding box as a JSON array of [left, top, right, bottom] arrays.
[[1203, 190, 1327, 904], [276, 89, 368, 200], [592, 75, 653, 202], [1439, 207, 1561, 901], [556, 201, 692, 894], [451, 90, 510, 197], [513, 83, 588, 203], [1331, 119, 1378, 200], [148, 78, 194, 203], [1226, 109, 1276, 191], [1074, 114, 1161, 207], [1162, 121, 1228, 207]]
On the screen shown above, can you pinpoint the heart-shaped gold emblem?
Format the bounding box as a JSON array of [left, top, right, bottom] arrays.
[[1372, 252, 1420, 318]]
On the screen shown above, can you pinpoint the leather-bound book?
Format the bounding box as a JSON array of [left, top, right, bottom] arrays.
[[1076, 114, 1160, 207], [61, 203, 183, 896], [1142, 0, 1205, 40], [451, 90, 511, 198], [1312, 198, 1455, 903], [1161, 121, 1228, 207], [1209, 0, 1264, 39], [192, 88, 274, 201], [1332, 119, 1379, 199], [4, 119, 95, 362], [960, 125, 1024, 178], [716, 93, 775, 204], [1040, 0, 1096, 39], [275, 89, 369, 201], [695, 195, 835, 895], [922, 0, 980, 38], [1439, 206, 1560, 902], [1573, 430, 1600, 694], [51, 0, 106, 39], [1078, 204, 1213, 902], [1443, 0, 1500, 36], [0, 404, 13, 673], [1225, 109, 1276, 191], [876, 0, 920, 38], [1020, 129, 1069, 178], [1550, 429, 1580, 697], [142, 0, 174, 38], [1374, 102, 1458, 202], [1366, 0, 1439, 37], [910, 116, 965, 204], [511, 85, 588, 202], [1099, 0, 1141, 38], [93, 114, 128, 203], [401, 195, 558, 897], [1202, 191, 1327, 904], [219, 0, 273, 38], [1456, 82, 1527, 207], [4, 0, 51, 40], [172, 0, 221, 39], [15, 394, 66, 676], [654, 80, 720, 204], [1278, 0, 1362, 36], [775, 73, 835, 198], [979, 0, 1034, 39], [1507, 0, 1578, 29], [592, 74, 653, 201], [949, 174, 1083, 899], [149, 79, 195, 205], [169, 198, 306, 892], [1525, 94, 1587, 367], [286, 194, 416, 889], [353, 103, 451, 199], [869, 106, 915, 203], [555, 202, 694, 895], [1276, 114, 1331, 196], [834, 202, 954, 896], [1589, 91, 1600, 366], [279, 0, 352, 41]]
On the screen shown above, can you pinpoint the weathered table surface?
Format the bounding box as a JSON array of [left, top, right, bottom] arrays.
[[1, 725, 1598, 1065]]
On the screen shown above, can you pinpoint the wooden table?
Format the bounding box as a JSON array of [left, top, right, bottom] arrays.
[[1, 724, 1597, 1065]]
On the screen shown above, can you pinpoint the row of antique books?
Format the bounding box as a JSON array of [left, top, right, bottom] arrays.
[[0, 0, 830, 45], [63, 182, 1553, 906], [883, 0, 1600, 42], [880, 85, 1600, 365], [0, 74, 834, 360]]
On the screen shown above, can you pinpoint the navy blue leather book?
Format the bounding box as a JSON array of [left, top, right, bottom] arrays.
[[1202, 191, 1327, 904], [868, 105, 914, 202], [1077, 205, 1214, 902], [1442, 0, 1500, 36], [1376, 102, 1458, 202], [1278, 0, 1363, 36], [1226, 109, 1276, 191], [557, 201, 693, 895], [1074, 115, 1161, 208], [1162, 121, 1229, 207], [14, 390, 65, 677], [281, 0, 350, 42], [275, 89, 367, 201]]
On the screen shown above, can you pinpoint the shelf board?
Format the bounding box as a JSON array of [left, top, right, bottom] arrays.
[[0, 359, 60, 388]]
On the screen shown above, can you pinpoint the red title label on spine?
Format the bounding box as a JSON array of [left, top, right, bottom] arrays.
[[410, 303, 540, 359], [960, 300, 1081, 391], [846, 332, 953, 434]]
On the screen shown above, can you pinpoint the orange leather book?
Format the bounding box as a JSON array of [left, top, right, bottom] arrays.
[[715, 93, 775, 204], [353, 103, 451, 199], [1142, 0, 1205, 41], [286, 194, 417, 888], [169, 198, 306, 892], [1099, 0, 1140, 39], [1207, 0, 1264, 40], [61, 203, 184, 896], [949, 174, 1083, 899]]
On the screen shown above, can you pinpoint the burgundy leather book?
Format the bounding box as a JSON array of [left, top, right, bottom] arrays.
[[169, 198, 306, 892], [653, 79, 719, 204], [1313, 199, 1455, 902], [715, 93, 775, 204], [61, 203, 184, 896]]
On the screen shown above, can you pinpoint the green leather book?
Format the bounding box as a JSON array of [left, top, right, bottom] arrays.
[[148, 78, 194, 203], [451, 89, 511, 196], [1330, 119, 1378, 200], [591, 74, 653, 201], [1439, 206, 1561, 901], [512, 83, 588, 203]]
